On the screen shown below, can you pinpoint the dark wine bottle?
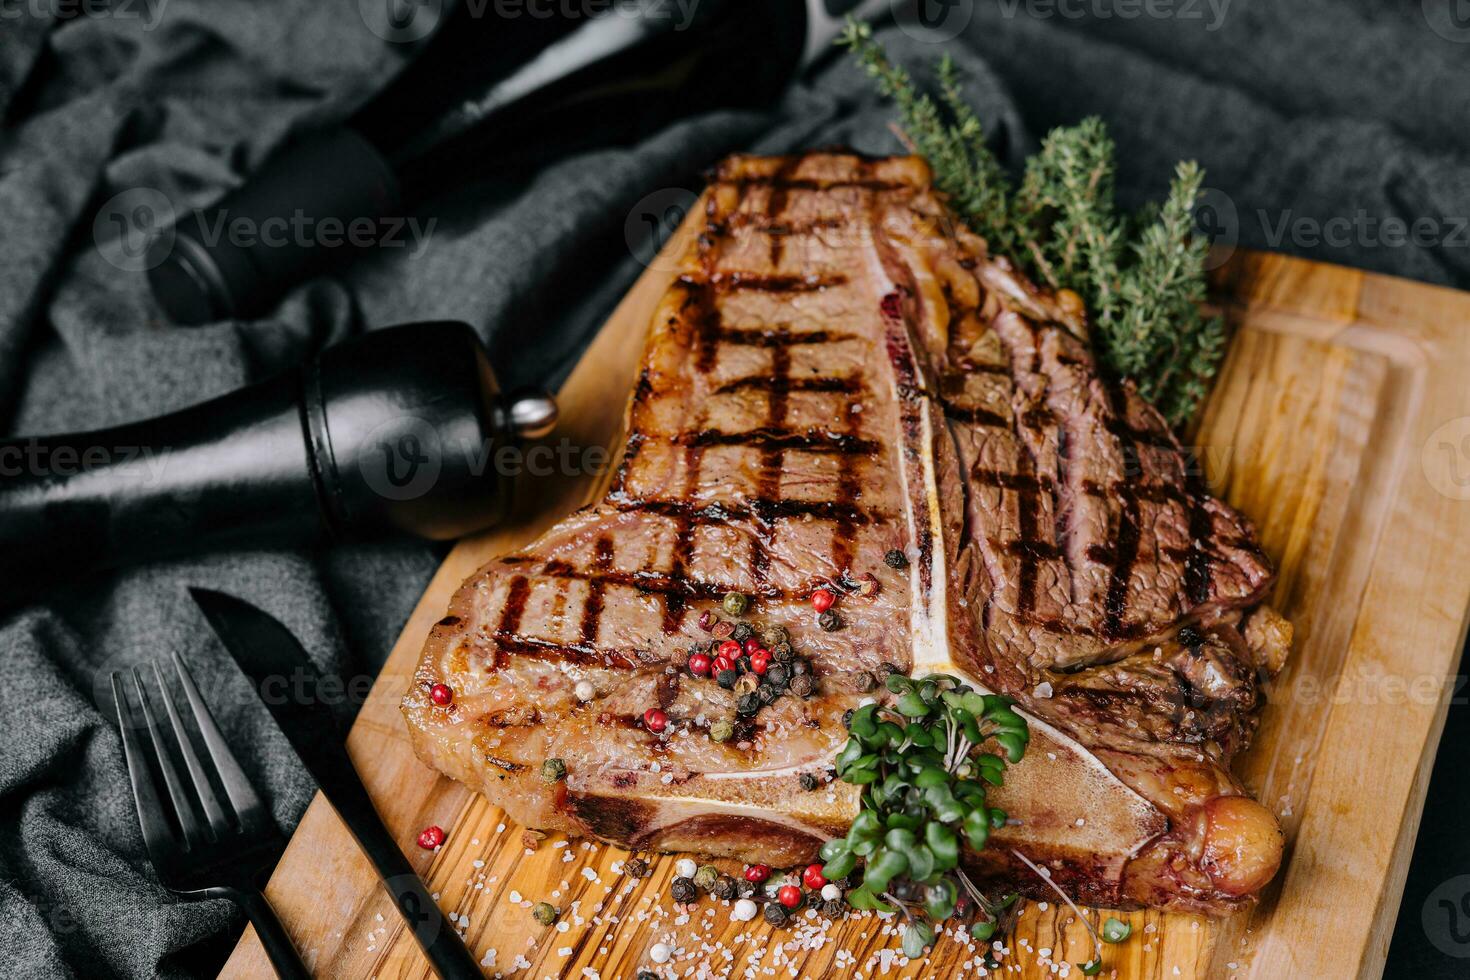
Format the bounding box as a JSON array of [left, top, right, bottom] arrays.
[[147, 0, 888, 325]]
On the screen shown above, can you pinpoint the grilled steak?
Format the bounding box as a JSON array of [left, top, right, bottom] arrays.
[[404, 152, 1291, 915]]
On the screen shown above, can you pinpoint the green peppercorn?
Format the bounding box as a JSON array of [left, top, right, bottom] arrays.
[[788, 674, 816, 698], [693, 865, 720, 890], [818, 609, 841, 632], [771, 642, 794, 663], [713, 875, 739, 900], [671, 876, 698, 903], [722, 592, 749, 616], [708, 718, 735, 742], [763, 902, 789, 927], [715, 669, 739, 689], [532, 901, 558, 925], [799, 772, 819, 791], [761, 626, 789, 646], [540, 758, 567, 783], [736, 692, 761, 716], [732, 621, 754, 642]]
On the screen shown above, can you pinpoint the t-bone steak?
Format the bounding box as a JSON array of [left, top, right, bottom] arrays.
[[404, 152, 1291, 915]]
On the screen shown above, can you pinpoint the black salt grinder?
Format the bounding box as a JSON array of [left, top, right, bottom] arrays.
[[0, 321, 555, 601]]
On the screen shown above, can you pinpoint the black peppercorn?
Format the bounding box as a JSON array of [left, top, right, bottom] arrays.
[[818, 610, 841, 632], [639, 972, 659, 980], [671, 876, 698, 903], [763, 903, 789, 927], [878, 661, 900, 678], [713, 875, 739, 900], [736, 692, 761, 716], [624, 857, 650, 878], [738, 880, 758, 898], [716, 669, 739, 689], [757, 683, 779, 705], [799, 772, 819, 791], [822, 898, 847, 919], [842, 708, 854, 729], [736, 655, 752, 673], [884, 549, 909, 569], [851, 670, 877, 693], [771, 642, 794, 663], [1177, 625, 1203, 648], [789, 674, 816, 698], [765, 664, 790, 689], [732, 622, 754, 642]]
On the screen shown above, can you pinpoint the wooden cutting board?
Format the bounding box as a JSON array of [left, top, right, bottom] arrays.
[[221, 239, 1470, 980]]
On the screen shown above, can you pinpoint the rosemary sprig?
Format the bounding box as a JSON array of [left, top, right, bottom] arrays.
[[839, 22, 1225, 428], [821, 673, 1030, 957]]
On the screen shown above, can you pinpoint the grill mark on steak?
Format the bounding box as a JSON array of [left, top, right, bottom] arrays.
[[663, 442, 704, 634], [763, 154, 805, 267], [1183, 464, 1215, 607], [714, 375, 859, 395], [580, 536, 614, 645], [713, 176, 911, 193], [680, 272, 848, 293], [943, 401, 1009, 428], [609, 496, 886, 527], [1102, 385, 1144, 641], [717, 327, 857, 348], [495, 576, 531, 646], [671, 429, 879, 455], [751, 342, 793, 588]]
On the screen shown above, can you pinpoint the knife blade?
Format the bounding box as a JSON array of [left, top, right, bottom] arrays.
[[189, 587, 481, 980]]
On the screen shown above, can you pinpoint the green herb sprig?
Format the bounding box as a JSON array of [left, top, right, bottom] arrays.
[[840, 21, 1226, 428], [820, 673, 1030, 958]]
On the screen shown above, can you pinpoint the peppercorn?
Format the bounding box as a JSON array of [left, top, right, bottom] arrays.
[[884, 549, 909, 569], [765, 664, 790, 689], [763, 902, 789, 927], [789, 674, 816, 698], [638, 972, 658, 980], [822, 898, 847, 919], [736, 692, 761, 716], [855, 573, 880, 598], [851, 670, 877, 693], [756, 683, 779, 705], [732, 621, 754, 642], [715, 669, 739, 690], [737, 879, 758, 898], [878, 661, 900, 678], [698, 610, 718, 632], [711, 620, 734, 639], [799, 772, 819, 791], [694, 865, 720, 891], [761, 626, 788, 647], [723, 592, 749, 616], [624, 857, 650, 878], [735, 655, 752, 673], [713, 875, 739, 900], [671, 876, 698, 904], [540, 758, 567, 783], [708, 718, 735, 743], [771, 642, 794, 663], [790, 657, 810, 675], [818, 609, 841, 632], [734, 673, 760, 696], [1178, 624, 1203, 647], [532, 902, 558, 925], [842, 708, 854, 728]]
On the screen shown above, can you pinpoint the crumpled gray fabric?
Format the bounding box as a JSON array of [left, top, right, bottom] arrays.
[[0, 2, 1464, 977]]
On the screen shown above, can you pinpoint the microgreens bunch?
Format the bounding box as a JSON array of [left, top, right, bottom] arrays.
[[820, 673, 1030, 958], [840, 20, 1226, 428]]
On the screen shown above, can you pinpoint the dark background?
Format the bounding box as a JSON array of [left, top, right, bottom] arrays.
[[1, 1, 1467, 976]]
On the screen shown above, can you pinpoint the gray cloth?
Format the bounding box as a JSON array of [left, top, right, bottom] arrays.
[[0, 2, 1463, 977]]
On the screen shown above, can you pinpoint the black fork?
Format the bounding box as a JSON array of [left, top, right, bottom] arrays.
[[113, 652, 310, 979]]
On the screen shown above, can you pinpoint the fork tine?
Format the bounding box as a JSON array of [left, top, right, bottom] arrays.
[[131, 667, 208, 849], [151, 660, 231, 837], [113, 672, 177, 858], [170, 651, 268, 833]]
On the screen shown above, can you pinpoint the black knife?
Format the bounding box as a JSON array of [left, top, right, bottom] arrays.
[[189, 588, 481, 980]]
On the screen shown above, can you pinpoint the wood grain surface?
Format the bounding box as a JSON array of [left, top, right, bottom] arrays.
[[220, 239, 1470, 980]]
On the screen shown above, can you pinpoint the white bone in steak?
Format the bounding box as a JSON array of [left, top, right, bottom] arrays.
[[404, 153, 1291, 915]]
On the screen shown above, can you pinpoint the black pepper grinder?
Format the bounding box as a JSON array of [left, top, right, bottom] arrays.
[[0, 321, 555, 604]]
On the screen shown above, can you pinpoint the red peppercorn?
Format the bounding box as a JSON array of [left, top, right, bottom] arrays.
[[743, 864, 771, 883], [698, 610, 716, 632], [643, 708, 668, 733], [743, 638, 763, 656], [802, 864, 827, 890], [688, 652, 712, 677], [713, 654, 735, 674], [416, 825, 446, 849], [777, 885, 802, 908], [811, 588, 835, 613], [429, 683, 453, 706], [749, 651, 771, 675], [718, 639, 742, 660]]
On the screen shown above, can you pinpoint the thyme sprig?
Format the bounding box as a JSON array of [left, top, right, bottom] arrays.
[[821, 673, 1030, 957], [840, 21, 1226, 428]]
